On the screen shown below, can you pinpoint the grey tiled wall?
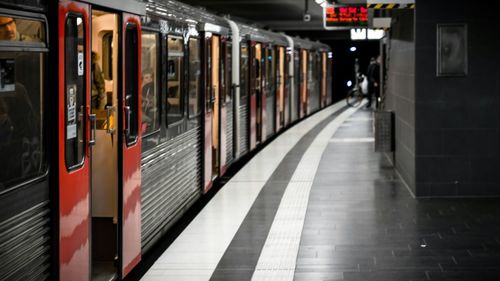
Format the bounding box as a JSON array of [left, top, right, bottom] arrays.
[[385, 10, 416, 194], [414, 0, 500, 196]]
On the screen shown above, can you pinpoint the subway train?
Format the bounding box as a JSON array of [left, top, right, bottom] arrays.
[[0, 0, 333, 280]]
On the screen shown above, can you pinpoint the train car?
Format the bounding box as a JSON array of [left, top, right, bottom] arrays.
[[231, 23, 288, 150], [1, 0, 146, 280], [291, 37, 333, 118], [0, 0, 333, 280], [138, 0, 205, 256]]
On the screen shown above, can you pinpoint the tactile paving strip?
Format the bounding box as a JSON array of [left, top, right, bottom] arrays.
[[251, 106, 360, 281]]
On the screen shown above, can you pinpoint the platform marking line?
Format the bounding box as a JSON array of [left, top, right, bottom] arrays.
[[141, 101, 346, 281], [250, 106, 360, 281], [330, 137, 374, 143]]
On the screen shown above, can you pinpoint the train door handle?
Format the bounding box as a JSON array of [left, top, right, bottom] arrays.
[[124, 106, 131, 136], [89, 113, 97, 146], [210, 86, 216, 105], [105, 105, 116, 134]]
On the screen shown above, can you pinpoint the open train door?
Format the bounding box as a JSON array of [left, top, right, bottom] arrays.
[[276, 46, 285, 131], [299, 49, 308, 118], [203, 33, 213, 192], [321, 52, 327, 108], [120, 13, 142, 278], [248, 41, 258, 150], [58, 2, 144, 280], [58, 1, 91, 279], [203, 32, 225, 192]]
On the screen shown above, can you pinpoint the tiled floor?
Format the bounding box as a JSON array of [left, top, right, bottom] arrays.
[[296, 110, 500, 281], [141, 104, 500, 281]]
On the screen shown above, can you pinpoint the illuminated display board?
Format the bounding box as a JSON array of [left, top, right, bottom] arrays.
[[323, 5, 368, 29]]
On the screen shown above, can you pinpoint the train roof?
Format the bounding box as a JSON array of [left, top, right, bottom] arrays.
[[292, 37, 331, 52], [143, 0, 230, 34], [235, 22, 289, 46]]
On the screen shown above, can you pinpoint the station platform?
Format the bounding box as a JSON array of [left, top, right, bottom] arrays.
[[140, 103, 500, 281]]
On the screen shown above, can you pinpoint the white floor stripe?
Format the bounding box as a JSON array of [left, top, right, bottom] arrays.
[[141, 101, 346, 281], [330, 137, 374, 143], [251, 106, 361, 281]]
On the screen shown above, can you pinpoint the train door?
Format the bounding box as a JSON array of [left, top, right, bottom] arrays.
[[249, 42, 262, 149], [203, 34, 223, 188], [277, 46, 285, 130], [321, 52, 327, 108], [284, 48, 291, 126], [261, 46, 269, 141], [203, 34, 212, 192], [239, 43, 250, 155], [292, 49, 300, 121], [211, 35, 221, 178], [299, 49, 308, 118], [58, 2, 92, 280], [58, 3, 142, 279]]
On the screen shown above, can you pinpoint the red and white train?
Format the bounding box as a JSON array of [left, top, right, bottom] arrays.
[[0, 0, 333, 280]]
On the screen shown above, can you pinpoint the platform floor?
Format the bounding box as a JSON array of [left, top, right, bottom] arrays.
[[141, 103, 500, 281]]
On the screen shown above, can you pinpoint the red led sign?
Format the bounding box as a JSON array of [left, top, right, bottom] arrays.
[[324, 5, 368, 28]]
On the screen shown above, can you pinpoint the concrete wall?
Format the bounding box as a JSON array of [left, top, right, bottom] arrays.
[[385, 9, 416, 194], [414, 0, 500, 196]]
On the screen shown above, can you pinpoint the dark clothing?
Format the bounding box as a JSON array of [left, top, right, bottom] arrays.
[[366, 62, 380, 108], [91, 62, 105, 109]]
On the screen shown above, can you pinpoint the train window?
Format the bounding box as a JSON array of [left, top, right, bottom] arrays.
[[64, 15, 86, 170], [0, 16, 45, 45], [167, 36, 184, 125], [101, 32, 113, 80], [188, 37, 201, 118], [0, 19, 47, 190], [240, 44, 248, 103], [125, 24, 139, 145], [141, 31, 160, 135]]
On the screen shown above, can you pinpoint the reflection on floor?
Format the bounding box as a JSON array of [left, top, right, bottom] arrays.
[[142, 105, 500, 281], [92, 261, 115, 281]]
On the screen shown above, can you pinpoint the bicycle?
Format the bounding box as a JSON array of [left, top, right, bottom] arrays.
[[346, 73, 367, 107]]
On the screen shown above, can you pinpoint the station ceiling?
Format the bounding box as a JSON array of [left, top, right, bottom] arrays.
[[180, 0, 366, 38]]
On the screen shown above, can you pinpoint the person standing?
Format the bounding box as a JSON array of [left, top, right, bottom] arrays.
[[91, 51, 105, 109], [366, 56, 380, 109]]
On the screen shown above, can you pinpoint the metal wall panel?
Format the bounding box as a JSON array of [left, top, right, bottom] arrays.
[[0, 194, 51, 281], [226, 100, 234, 166], [239, 104, 249, 156], [141, 126, 202, 252], [266, 95, 275, 138]]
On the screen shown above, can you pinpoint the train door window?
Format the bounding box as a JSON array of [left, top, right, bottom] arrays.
[[0, 15, 47, 190], [125, 24, 139, 145], [240, 44, 248, 104], [167, 36, 184, 125], [101, 32, 113, 80], [188, 37, 201, 118], [64, 15, 86, 169], [141, 31, 160, 136]]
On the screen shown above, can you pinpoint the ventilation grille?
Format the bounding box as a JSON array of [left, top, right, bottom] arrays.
[[141, 126, 202, 252], [0, 200, 51, 281]]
